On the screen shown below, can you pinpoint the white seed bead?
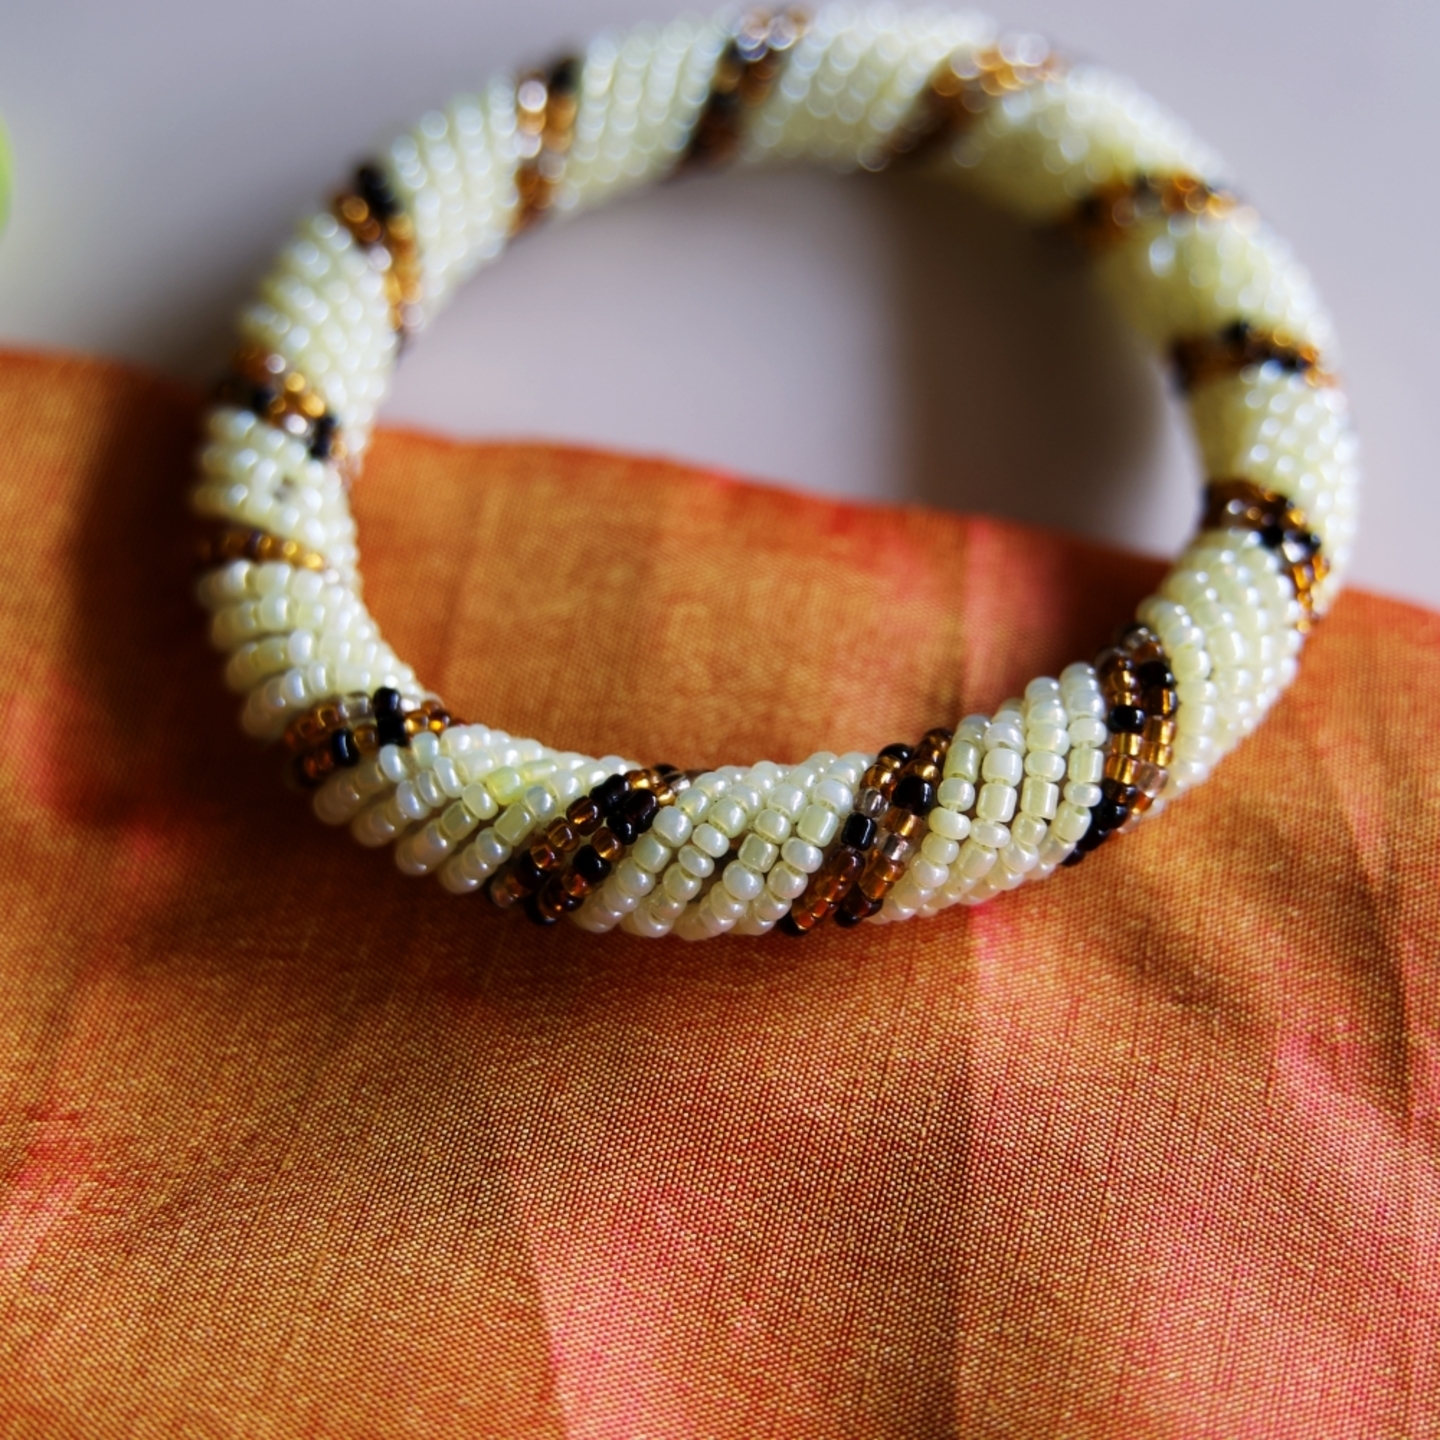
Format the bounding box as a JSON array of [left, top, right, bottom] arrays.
[[795, 803, 840, 848], [981, 748, 1024, 785], [738, 832, 778, 872], [976, 782, 1017, 824], [781, 837, 823, 875], [653, 806, 692, 847], [1023, 750, 1067, 783], [1051, 802, 1093, 844], [692, 822, 729, 859], [928, 806, 971, 842]]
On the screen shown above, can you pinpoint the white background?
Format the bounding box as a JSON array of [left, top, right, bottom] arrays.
[[2, 1, 1435, 606]]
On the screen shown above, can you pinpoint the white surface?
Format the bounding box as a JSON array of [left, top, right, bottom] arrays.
[[2, 1, 1435, 606]]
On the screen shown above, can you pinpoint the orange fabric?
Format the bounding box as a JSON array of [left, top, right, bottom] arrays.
[[0, 347, 1437, 1438]]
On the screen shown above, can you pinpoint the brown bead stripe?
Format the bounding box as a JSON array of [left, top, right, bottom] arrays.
[[1203, 478, 1329, 630], [217, 344, 345, 464], [285, 686, 455, 789], [1064, 627, 1175, 866], [678, 8, 808, 172], [1172, 320, 1335, 393], [197, 525, 331, 575], [512, 57, 582, 234], [886, 41, 1064, 166], [840, 728, 953, 925], [334, 163, 424, 337], [780, 730, 951, 935], [488, 765, 688, 926], [1056, 173, 1241, 250]]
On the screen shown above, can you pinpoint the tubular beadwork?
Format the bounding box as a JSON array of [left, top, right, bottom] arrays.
[[191, 6, 1359, 939]]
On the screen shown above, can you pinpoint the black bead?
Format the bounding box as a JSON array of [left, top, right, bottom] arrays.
[[841, 813, 877, 850], [1259, 522, 1287, 550], [834, 907, 863, 929], [522, 894, 558, 927], [1061, 849, 1087, 867], [1222, 319, 1252, 346], [618, 789, 659, 830], [375, 714, 408, 749], [594, 774, 629, 814], [608, 816, 637, 847], [372, 686, 402, 716], [1135, 660, 1175, 690], [879, 743, 914, 764], [1093, 798, 1129, 831], [574, 845, 611, 884], [891, 774, 936, 815], [1075, 825, 1112, 854], [329, 728, 360, 768], [778, 912, 807, 937], [514, 851, 547, 894], [555, 886, 584, 913], [250, 382, 278, 415], [1108, 705, 1147, 735], [356, 161, 400, 221], [548, 55, 580, 94], [309, 413, 337, 460]]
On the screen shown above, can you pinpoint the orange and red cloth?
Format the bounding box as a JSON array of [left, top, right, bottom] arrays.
[[0, 348, 1436, 1435]]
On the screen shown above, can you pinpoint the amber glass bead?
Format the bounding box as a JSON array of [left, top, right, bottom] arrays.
[[1151, 744, 1176, 769], [1150, 687, 1179, 718], [1106, 753, 1140, 787], [353, 724, 379, 756], [560, 869, 592, 899], [489, 872, 526, 910], [890, 810, 924, 840], [545, 818, 577, 851], [527, 841, 561, 872], [566, 796, 603, 831], [1111, 732, 1144, 759], [592, 828, 623, 863], [1144, 716, 1177, 746]]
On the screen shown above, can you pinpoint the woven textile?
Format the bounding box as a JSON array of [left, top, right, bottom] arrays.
[[0, 349, 1436, 1438]]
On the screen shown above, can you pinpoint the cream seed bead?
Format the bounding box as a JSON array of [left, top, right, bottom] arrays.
[[795, 803, 840, 848], [1020, 777, 1059, 820], [982, 747, 1024, 786], [753, 807, 791, 845], [976, 782, 1017, 824], [928, 806, 971, 843], [1024, 750, 1067, 783]]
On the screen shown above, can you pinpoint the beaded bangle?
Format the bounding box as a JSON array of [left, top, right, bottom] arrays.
[[193, 6, 1359, 939]]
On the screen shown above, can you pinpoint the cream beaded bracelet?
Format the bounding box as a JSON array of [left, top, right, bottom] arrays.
[[192, 6, 1359, 940]]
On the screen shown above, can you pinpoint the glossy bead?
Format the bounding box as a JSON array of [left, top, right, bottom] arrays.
[[892, 775, 936, 814], [574, 844, 611, 883], [841, 813, 876, 850], [796, 803, 840, 848]]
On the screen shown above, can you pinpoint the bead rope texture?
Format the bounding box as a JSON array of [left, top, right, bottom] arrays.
[[192, 6, 1360, 939]]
